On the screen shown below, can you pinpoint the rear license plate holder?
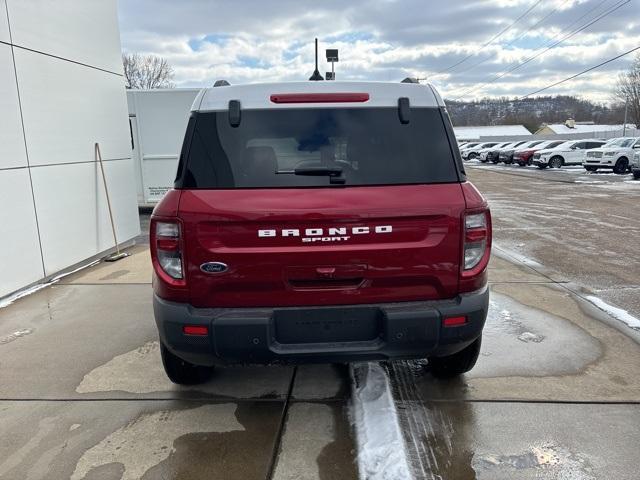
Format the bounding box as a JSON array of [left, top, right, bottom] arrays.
[[273, 307, 382, 344]]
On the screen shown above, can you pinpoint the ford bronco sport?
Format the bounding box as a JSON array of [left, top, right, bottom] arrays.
[[151, 81, 491, 384]]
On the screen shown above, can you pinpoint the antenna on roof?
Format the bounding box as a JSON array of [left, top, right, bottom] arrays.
[[309, 38, 324, 81]]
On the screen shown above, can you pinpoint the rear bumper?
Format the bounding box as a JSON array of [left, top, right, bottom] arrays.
[[153, 286, 489, 366]]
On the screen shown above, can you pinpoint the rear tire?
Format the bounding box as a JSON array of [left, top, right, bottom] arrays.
[[549, 156, 563, 169], [633, 170, 640, 180], [428, 336, 482, 378], [468, 152, 478, 160], [613, 157, 628, 174], [160, 341, 214, 385]]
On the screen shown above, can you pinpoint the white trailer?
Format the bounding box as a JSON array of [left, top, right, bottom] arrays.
[[127, 89, 201, 205]]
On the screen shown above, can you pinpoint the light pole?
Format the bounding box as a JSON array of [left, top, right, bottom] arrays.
[[623, 97, 628, 136]]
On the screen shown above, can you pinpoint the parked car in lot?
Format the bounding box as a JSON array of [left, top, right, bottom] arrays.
[[478, 142, 511, 162], [583, 137, 640, 174], [500, 140, 545, 164], [151, 81, 492, 384], [533, 139, 607, 169], [488, 141, 528, 163], [513, 140, 565, 167], [632, 150, 640, 179], [462, 142, 501, 160], [458, 142, 480, 155]]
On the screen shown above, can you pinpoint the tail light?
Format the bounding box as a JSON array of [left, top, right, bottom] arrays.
[[460, 209, 492, 292], [152, 220, 185, 282]]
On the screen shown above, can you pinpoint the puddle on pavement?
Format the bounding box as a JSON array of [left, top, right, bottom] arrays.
[[70, 404, 243, 480], [76, 340, 288, 398], [316, 404, 358, 480], [473, 291, 602, 377], [140, 402, 281, 480]]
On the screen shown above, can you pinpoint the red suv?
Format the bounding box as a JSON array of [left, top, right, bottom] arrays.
[[151, 81, 491, 384]]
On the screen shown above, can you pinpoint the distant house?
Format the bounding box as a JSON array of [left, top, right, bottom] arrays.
[[453, 125, 531, 141], [535, 119, 637, 136]]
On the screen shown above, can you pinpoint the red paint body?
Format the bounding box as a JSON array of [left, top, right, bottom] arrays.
[[151, 182, 491, 308]]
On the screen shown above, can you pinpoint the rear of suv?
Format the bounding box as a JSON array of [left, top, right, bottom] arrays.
[[151, 81, 491, 384]]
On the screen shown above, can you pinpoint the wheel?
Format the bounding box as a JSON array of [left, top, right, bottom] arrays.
[[491, 158, 500, 164], [517, 160, 526, 167], [504, 158, 513, 165], [585, 166, 597, 172], [428, 336, 482, 378], [160, 341, 214, 385], [549, 156, 563, 169], [633, 170, 640, 180], [613, 157, 628, 174], [468, 152, 478, 160]]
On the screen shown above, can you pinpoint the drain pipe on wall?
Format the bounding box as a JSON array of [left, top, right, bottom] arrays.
[[95, 142, 130, 262]]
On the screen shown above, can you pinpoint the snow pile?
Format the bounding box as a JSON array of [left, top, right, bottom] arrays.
[[0, 259, 100, 309], [350, 362, 413, 480], [585, 296, 640, 330]]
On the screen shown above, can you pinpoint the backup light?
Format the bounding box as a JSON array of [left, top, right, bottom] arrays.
[[463, 212, 489, 271], [155, 221, 183, 280]]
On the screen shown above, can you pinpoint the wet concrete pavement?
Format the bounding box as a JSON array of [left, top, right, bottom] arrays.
[[1, 166, 639, 479]]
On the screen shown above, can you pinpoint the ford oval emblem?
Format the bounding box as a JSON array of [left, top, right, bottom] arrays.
[[200, 262, 228, 274]]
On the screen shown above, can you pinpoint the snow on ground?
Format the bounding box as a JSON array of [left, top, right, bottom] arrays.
[[350, 362, 414, 480], [585, 296, 640, 330], [0, 260, 99, 309]]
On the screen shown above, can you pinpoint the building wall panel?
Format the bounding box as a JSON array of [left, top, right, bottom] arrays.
[[14, 48, 131, 166], [31, 159, 140, 276], [5, 0, 122, 73], [0, 169, 44, 295], [0, 43, 27, 169]]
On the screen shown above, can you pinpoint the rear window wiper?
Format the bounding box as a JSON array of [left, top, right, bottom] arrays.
[[293, 166, 343, 177], [278, 166, 346, 184]]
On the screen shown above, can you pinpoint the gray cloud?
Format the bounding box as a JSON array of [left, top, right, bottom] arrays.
[[118, 0, 640, 102]]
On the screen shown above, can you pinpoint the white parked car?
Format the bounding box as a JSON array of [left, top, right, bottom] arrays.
[[532, 139, 607, 169], [477, 142, 512, 162], [583, 137, 640, 174], [461, 142, 501, 160], [632, 150, 640, 179]]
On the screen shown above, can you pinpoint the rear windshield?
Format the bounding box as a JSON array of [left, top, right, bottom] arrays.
[[177, 107, 459, 188]]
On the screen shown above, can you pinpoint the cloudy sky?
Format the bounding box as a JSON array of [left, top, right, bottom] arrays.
[[118, 0, 639, 103]]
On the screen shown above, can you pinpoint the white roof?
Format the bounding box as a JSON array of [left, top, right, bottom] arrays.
[[453, 125, 531, 140], [540, 123, 636, 134], [194, 81, 445, 111]]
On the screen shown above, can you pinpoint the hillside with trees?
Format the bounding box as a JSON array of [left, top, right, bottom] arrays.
[[445, 96, 626, 132]]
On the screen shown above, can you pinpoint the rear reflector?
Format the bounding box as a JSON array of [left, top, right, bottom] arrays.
[[443, 316, 467, 327], [183, 325, 209, 336], [270, 93, 370, 104]]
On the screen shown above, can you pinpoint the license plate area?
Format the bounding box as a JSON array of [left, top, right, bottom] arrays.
[[274, 307, 382, 344]]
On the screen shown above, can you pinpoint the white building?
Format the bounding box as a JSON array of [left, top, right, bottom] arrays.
[[535, 119, 638, 137], [127, 89, 200, 205], [453, 125, 531, 141], [0, 1, 139, 298]]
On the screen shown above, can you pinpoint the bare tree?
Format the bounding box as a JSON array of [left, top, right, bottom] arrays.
[[614, 53, 640, 126], [122, 53, 175, 89]]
